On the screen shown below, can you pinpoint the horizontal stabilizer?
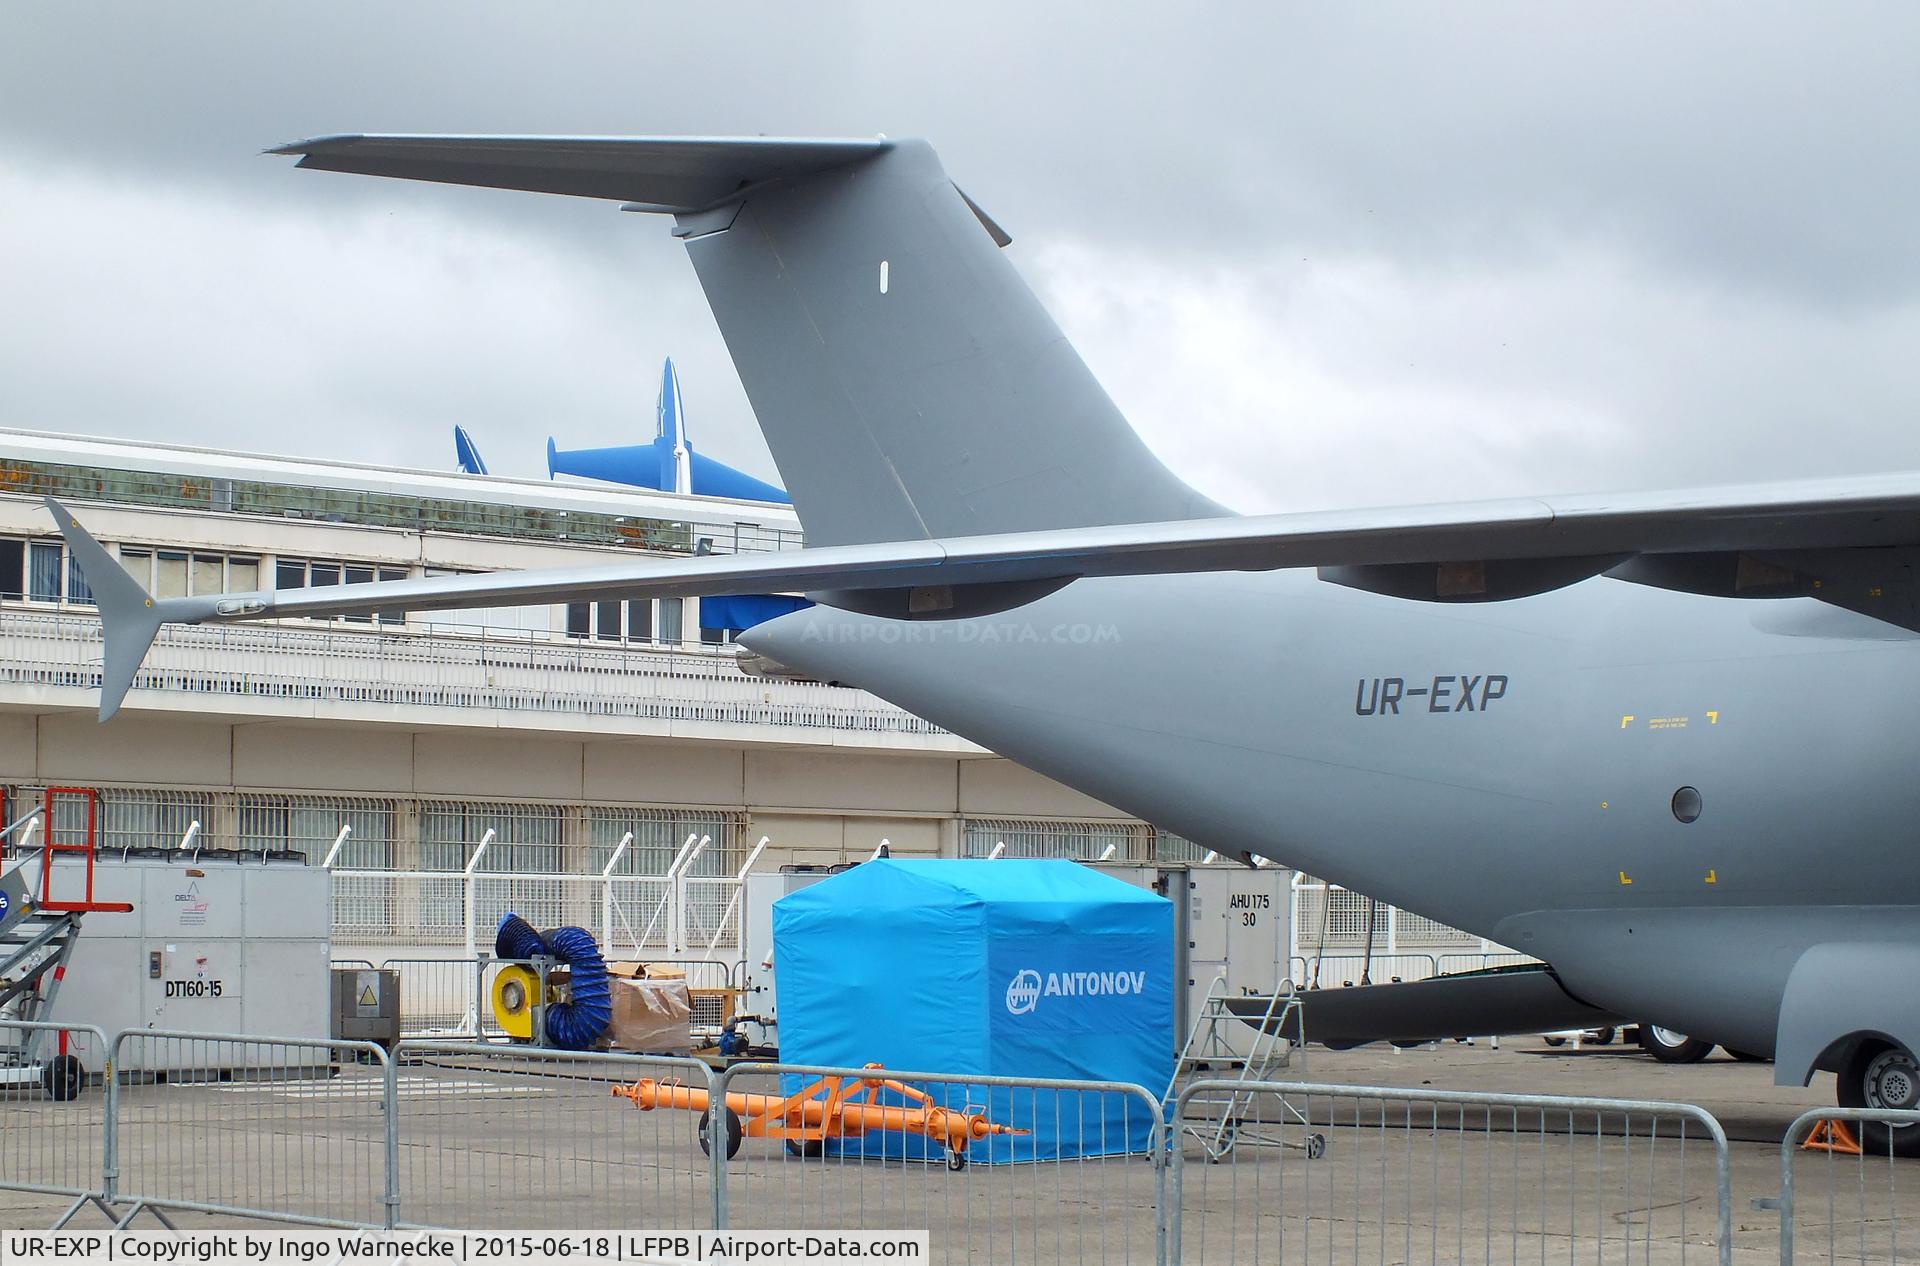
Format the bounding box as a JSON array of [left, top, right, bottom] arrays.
[[268, 134, 892, 211], [46, 499, 166, 721], [56, 462, 1920, 717]]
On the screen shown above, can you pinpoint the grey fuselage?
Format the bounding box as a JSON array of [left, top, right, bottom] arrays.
[[744, 569, 1920, 1060]]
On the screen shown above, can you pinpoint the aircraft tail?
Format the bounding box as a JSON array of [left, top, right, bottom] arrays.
[[273, 135, 1227, 546], [45, 498, 164, 720]]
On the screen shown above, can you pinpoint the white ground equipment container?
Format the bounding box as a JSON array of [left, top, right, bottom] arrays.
[[738, 865, 842, 1050], [51, 852, 331, 1073], [1090, 862, 1293, 1062]]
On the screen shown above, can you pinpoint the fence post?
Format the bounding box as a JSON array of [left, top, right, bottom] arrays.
[[101, 1037, 120, 1206], [462, 829, 495, 968], [707, 1064, 730, 1231], [1153, 1103, 1170, 1266], [382, 1046, 400, 1230]]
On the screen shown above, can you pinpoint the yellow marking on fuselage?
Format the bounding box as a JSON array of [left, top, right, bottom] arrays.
[[1706, 711, 1719, 725], [1620, 715, 1635, 729], [1704, 869, 1717, 884], [1618, 871, 1632, 885]]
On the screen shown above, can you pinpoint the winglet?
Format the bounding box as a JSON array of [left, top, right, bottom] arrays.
[[45, 499, 161, 721]]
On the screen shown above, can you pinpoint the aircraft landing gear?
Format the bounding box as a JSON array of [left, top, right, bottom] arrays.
[[1637, 1026, 1713, 1064], [1838, 1040, 1920, 1157]]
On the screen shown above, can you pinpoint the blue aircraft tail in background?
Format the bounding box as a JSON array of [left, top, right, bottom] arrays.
[[449, 358, 805, 636], [545, 359, 790, 503], [453, 425, 489, 475]]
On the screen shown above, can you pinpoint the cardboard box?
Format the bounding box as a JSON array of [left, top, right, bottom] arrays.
[[602, 976, 692, 1055]]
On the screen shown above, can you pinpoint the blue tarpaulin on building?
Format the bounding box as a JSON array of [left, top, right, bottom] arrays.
[[772, 859, 1173, 1163]]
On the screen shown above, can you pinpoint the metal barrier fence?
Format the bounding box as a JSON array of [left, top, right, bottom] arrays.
[[378, 956, 486, 1036], [1171, 1078, 1731, 1266], [1292, 952, 1441, 987], [711, 1061, 1168, 1265], [109, 1029, 397, 1229], [0, 1021, 114, 1228], [1778, 1107, 1920, 1265], [33, 1020, 1920, 1266], [369, 955, 742, 1039], [392, 1040, 717, 1230]]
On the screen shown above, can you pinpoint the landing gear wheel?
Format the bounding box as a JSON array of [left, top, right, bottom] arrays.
[[1638, 1026, 1712, 1064], [946, 1149, 967, 1171], [1590, 1027, 1617, 1046], [697, 1107, 743, 1160], [785, 1138, 825, 1158], [1542, 1036, 1566, 1048], [1839, 1042, 1920, 1157], [41, 1054, 83, 1102], [1305, 1133, 1326, 1160]]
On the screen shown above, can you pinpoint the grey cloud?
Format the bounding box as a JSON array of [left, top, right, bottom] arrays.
[[2, 3, 1918, 506]]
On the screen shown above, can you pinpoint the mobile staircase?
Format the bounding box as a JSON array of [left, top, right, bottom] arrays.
[[1168, 972, 1324, 1161], [1, 789, 132, 1099]]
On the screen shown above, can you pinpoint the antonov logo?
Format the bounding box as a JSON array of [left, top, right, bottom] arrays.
[[1005, 969, 1042, 1015], [1005, 968, 1148, 1015]]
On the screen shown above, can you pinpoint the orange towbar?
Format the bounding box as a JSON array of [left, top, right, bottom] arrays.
[[612, 1063, 1028, 1169]]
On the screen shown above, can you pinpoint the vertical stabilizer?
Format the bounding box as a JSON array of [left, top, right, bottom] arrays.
[[269, 134, 1227, 546], [676, 141, 1226, 545]]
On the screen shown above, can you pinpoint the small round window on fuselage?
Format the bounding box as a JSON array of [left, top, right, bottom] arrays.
[[1672, 786, 1702, 823]]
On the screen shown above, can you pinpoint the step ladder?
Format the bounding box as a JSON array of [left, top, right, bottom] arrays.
[[1168, 974, 1324, 1162], [1, 790, 132, 1095]]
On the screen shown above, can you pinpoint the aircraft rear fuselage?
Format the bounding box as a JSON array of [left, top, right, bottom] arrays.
[[745, 569, 1920, 1056]]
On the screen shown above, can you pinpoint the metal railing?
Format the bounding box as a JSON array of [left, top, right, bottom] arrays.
[[1777, 1107, 1920, 1265], [0, 1021, 114, 1229], [1171, 1078, 1732, 1266], [0, 610, 951, 736], [0, 457, 805, 555], [29, 1020, 1920, 1266], [1291, 951, 1442, 987], [709, 1061, 1169, 1265], [392, 1040, 717, 1231], [108, 1029, 397, 1229]]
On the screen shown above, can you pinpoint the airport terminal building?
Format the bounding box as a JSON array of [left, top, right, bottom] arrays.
[[0, 428, 1498, 979]]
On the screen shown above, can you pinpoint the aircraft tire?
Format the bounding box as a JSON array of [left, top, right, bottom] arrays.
[[1637, 1026, 1713, 1064], [1590, 1027, 1616, 1046], [1838, 1040, 1920, 1157], [698, 1107, 744, 1160], [41, 1054, 83, 1102]]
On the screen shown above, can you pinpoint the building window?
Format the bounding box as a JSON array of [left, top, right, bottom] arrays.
[[0, 540, 22, 600], [565, 598, 668, 645], [97, 788, 216, 854], [115, 546, 257, 601], [419, 801, 570, 940], [274, 558, 408, 625], [30, 541, 63, 602], [2, 538, 101, 607]]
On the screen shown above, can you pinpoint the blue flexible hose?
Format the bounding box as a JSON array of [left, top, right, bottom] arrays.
[[542, 925, 612, 1050], [494, 912, 547, 960]]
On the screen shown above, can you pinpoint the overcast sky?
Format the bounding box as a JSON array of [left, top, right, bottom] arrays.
[[3, 4, 1917, 514]]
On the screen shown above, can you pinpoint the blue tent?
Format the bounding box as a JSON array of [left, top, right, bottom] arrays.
[[772, 859, 1172, 1163]]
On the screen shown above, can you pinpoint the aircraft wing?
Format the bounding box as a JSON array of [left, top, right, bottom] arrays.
[[47, 470, 1920, 717]]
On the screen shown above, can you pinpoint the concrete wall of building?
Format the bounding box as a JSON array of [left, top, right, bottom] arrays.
[[0, 711, 1130, 870]]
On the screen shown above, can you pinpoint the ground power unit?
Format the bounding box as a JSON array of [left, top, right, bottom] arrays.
[[45, 854, 332, 1073]]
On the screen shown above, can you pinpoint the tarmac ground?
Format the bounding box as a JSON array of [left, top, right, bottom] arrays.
[[1, 1037, 1910, 1264]]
